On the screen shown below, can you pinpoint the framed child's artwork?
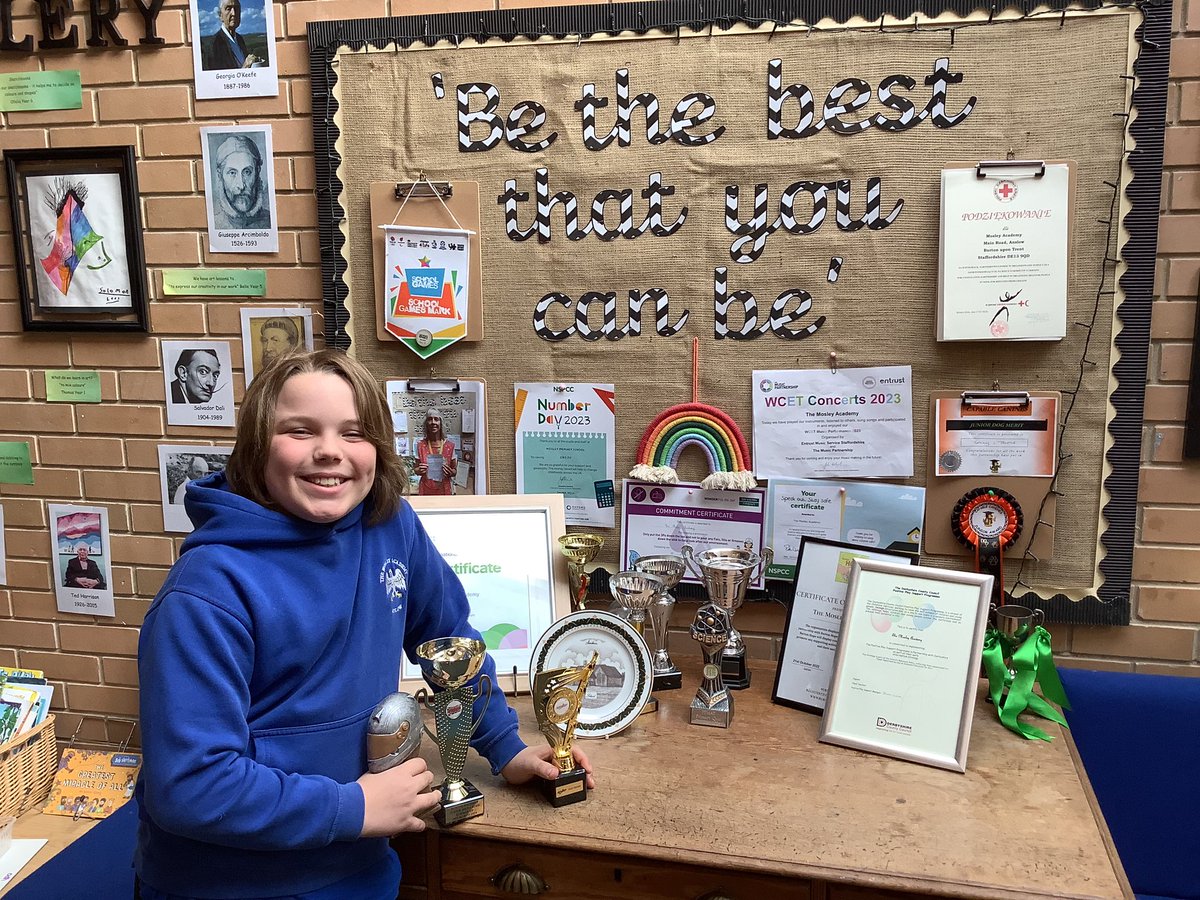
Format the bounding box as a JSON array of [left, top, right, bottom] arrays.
[[4, 146, 149, 333]]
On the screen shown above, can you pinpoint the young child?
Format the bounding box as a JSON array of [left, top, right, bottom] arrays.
[[135, 350, 593, 899]]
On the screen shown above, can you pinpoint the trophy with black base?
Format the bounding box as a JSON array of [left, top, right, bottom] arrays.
[[414, 637, 493, 826], [531, 651, 598, 807], [689, 603, 733, 728], [682, 542, 773, 690], [632, 554, 685, 691]]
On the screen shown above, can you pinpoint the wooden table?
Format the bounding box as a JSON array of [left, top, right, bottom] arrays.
[[0, 808, 98, 897], [398, 664, 1132, 900]]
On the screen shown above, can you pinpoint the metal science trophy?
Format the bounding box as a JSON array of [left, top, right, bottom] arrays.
[[682, 542, 773, 690], [531, 651, 598, 807], [609, 570, 666, 713], [414, 637, 494, 826], [558, 533, 605, 611], [631, 555, 686, 691], [690, 603, 734, 728], [366, 692, 422, 773]]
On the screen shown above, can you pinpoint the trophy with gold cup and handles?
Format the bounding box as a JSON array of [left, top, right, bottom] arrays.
[[531, 651, 598, 807], [558, 533, 604, 612], [413, 637, 494, 826], [682, 541, 773, 690]]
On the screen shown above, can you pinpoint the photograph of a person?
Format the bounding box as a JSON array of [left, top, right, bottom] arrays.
[[200, 125, 279, 253], [158, 445, 233, 532], [188, 0, 278, 100], [161, 340, 235, 427], [49, 503, 115, 616], [240, 307, 314, 384], [386, 383, 484, 496], [413, 408, 458, 497]]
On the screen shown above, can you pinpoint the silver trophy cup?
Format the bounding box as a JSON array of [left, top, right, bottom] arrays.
[[682, 541, 773, 689], [609, 570, 665, 714], [632, 554, 686, 691]]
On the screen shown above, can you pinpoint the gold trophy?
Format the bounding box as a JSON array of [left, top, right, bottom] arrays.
[[414, 637, 494, 826], [531, 651, 598, 807], [558, 533, 604, 611]]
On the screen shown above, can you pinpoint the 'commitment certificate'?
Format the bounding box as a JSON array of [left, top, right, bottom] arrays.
[[820, 560, 992, 772]]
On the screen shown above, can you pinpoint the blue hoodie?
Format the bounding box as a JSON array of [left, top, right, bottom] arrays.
[[135, 473, 526, 898]]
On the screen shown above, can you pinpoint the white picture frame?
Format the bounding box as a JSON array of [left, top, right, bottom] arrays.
[[820, 559, 993, 773], [401, 494, 571, 694]]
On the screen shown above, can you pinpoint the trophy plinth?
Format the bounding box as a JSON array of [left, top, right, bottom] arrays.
[[532, 652, 598, 807], [682, 542, 773, 690], [415, 637, 493, 827], [690, 604, 733, 727], [631, 554, 685, 692], [559, 533, 604, 612]]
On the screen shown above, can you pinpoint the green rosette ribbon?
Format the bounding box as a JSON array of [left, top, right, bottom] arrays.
[[982, 626, 1070, 741]]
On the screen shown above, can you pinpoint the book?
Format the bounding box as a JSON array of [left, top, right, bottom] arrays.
[[0, 685, 40, 743], [42, 749, 142, 820]]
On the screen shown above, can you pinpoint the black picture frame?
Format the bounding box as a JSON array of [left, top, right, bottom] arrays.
[[4, 145, 149, 333], [773, 536, 917, 715]]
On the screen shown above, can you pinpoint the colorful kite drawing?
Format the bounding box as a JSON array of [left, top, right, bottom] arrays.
[[40, 178, 111, 296]]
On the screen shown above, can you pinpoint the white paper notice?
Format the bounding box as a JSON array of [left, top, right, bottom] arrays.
[[49, 503, 115, 617], [0, 838, 48, 890], [752, 366, 914, 479]]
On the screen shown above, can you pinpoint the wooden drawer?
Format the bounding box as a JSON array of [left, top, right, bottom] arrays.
[[438, 834, 812, 900]]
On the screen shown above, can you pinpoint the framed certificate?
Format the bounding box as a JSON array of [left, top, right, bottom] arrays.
[[401, 494, 572, 693], [820, 560, 993, 772], [772, 538, 916, 715]]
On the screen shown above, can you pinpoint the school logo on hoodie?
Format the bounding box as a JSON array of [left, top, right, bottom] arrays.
[[380, 559, 408, 614]]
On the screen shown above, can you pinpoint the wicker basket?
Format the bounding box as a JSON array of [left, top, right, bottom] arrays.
[[0, 715, 58, 818]]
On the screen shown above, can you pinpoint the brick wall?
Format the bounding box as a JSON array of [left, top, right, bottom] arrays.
[[0, 0, 1197, 749]]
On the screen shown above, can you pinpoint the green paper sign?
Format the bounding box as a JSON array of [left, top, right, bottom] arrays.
[[162, 269, 267, 297], [45, 370, 102, 404], [0, 442, 34, 485], [0, 70, 82, 112]]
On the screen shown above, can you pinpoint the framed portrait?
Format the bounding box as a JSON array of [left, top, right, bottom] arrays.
[[188, 0, 278, 100], [4, 146, 149, 333], [240, 307, 314, 384], [158, 444, 233, 533], [401, 494, 571, 694], [200, 124, 278, 253], [48, 503, 115, 617], [161, 340, 236, 427], [772, 537, 916, 715], [819, 559, 993, 773], [385, 378, 489, 496]]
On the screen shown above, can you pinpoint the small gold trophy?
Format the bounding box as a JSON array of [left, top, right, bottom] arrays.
[[531, 651, 598, 807], [414, 637, 493, 826], [558, 533, 604, 611]]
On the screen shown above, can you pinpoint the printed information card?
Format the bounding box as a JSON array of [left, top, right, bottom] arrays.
[[515, 383, 615, 527]]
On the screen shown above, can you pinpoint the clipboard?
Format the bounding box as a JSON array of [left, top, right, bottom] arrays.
[[370, 181, 484, 345], [937, 159, 1076, 342], [924, 390, 1057, 559], [384, 377, 489, 495]]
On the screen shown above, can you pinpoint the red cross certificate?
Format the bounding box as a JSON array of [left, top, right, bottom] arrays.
[[937, 162, 1071, 342], [381, 224, 473, 359]]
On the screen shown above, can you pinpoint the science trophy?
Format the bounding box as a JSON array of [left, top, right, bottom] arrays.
[[558, 533, 604, 611], [682, 541, 773, 689], [531, 651, 598, 807], [632, 554, 685, 690], [689, 603, 733, 728], [413, 637, 494, 826], [609, 570, 665, 713], [366, 692, 422, 773]]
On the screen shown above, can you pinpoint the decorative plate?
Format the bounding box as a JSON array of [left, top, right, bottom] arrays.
[[529, 609, 653, 739]]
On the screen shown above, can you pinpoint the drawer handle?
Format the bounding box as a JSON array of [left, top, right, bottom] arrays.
[[695, 892, 733, 900], [491, 862, 550, 894]]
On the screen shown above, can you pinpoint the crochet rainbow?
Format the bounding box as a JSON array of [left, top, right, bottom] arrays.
[[629, 402, 757, 491]]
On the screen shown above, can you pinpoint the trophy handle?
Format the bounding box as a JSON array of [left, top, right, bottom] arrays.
[[755, 546, 774, 581], [1032, 608, 1045, 629], [466, 673, 494, 741], [681, 545, 701, 581], [412, 686, 439, 744]]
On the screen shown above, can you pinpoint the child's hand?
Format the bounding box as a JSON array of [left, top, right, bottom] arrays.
[[357, 757, 441, 836], [499, 745, 595, 790]]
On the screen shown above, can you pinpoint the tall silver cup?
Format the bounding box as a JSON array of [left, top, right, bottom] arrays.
[[682, 541, 773, 689], [632, 554, 685, 691], [609, 570, 665, 714]]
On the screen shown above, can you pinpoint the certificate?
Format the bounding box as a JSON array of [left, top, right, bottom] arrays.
[[820, 560, 992, 772], [938, 162, 1070, 341], [401, 495, 571, 692], [752, 366, 914, 479], [620, 481, 767, 588], [765, 478, 925, 580], [935, 394, 1059, 477], [772, 538, 916, 714]]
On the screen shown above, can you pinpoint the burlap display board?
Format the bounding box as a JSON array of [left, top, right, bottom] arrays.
[[332, 11, 1134, 602]]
